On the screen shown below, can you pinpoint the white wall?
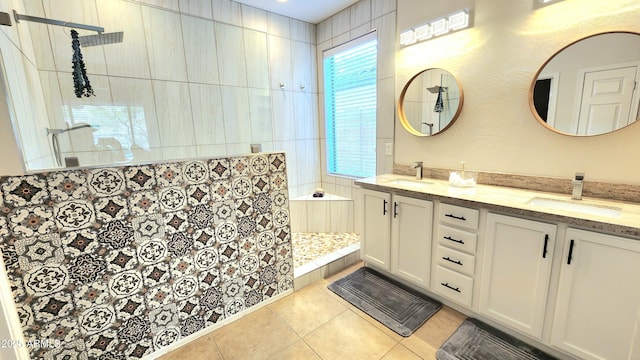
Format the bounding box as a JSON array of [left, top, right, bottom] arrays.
[[395, 0, 640, 185]]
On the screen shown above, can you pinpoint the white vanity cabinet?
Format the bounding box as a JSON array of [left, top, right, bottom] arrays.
[[361, 189, 392, 270], [360, 189, 433, 287], [433, 203, 480, 307], [479, 213, 557, 340], [551, 228, 640, 360]]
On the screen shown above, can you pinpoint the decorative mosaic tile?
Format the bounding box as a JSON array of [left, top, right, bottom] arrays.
[[94, 196, 129, 222], [185, 183, 210, 206], [208, 158, 231, 180], [9, 205, 56, 238], [15, 233, 64, 271], [68, 253, 108, 285], [1, 175, 49, 207], [182, 161, 209, 185], [210, 179, 232, 202], [124, 166, 156, 192], [47, 171, 88, 202], [128, 191, 159, 216], [158, 187, 186, 212], [24, 264, 69, 296], [249, 155, 269, 175], [131, 214, 164, 245], [155, 163, 183, 187], [54, 200, 95, 231], [87, 168, 126, 197], [0, 153, 292, 359]]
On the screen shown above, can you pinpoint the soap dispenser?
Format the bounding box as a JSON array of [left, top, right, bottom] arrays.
[[572, 172, 584, 200]]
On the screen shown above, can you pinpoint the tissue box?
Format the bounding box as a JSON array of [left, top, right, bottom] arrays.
[[449, 171, 477, 188]]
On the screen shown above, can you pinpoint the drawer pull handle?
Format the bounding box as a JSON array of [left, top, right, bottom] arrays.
[[567, 239, 575, 265], [443, 256, 462, 266], [441, 282, 461, 293], [445, 213, 466, 221], [443, 236, 464, 244]]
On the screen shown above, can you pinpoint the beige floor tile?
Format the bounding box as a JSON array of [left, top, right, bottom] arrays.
[[157, 333, 222, 360], [304, 310, 398, 359], [272, 339, 321, 359], [381, 344, 426, 360], [210, 307, 300, 360], [270, 282, 347, 337], [401, 306, 465, 358]]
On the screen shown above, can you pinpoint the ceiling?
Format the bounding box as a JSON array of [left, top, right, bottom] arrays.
[[233, 0, 360, 24]]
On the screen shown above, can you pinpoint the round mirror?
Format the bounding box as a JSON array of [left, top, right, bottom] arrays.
[[530, 31, 640, 136], [398, 68, 464, 136]]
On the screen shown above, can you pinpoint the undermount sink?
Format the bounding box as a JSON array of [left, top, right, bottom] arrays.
[[388, 179, 433, 189], [526, 197, 622, 218]]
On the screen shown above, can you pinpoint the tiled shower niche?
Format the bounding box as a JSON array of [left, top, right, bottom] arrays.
[[0, 153, 294, 359]]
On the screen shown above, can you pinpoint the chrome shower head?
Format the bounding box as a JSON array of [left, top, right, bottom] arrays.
[[78, 31, 123, 47]]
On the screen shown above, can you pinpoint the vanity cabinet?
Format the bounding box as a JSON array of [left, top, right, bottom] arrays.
[[360, 189, 433, 287], [361, 189, 392, 270], [433, 203, 479, 307], [551, 228, 640, 360], [479, 213, 556, 340]]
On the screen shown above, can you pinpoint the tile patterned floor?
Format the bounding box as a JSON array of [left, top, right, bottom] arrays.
[[158, 262, 467, 360], [291, 233, 360, 269]]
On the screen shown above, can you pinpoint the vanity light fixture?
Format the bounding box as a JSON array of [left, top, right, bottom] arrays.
[[399, 9, 471, 48], [400, 29, 417, 46], [414, 24, 431, 41]]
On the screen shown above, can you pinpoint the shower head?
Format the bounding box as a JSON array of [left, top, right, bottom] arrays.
[[78, 31, 123, 47], [427, 86, 447, 94]]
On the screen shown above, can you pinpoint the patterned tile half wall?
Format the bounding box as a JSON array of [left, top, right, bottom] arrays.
[[0, 153, 293, 359]]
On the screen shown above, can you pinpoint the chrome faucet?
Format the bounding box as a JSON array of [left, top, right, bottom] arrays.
[[572, 172, 584, 200], [412, 161, 423, 180]]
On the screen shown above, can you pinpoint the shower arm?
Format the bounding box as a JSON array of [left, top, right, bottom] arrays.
[[12, 10, 104, 33]]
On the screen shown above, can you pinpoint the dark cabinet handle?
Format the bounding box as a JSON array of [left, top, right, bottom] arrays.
[[443, 236, 464, 244], [542, 234, 549, 259], [567, 239, 575, 265], [383, 199, 388, 215], [443, 256, 463, 266], [445, 213, 466, 221], [441, 282, 461, 293], [393, 202, 398, 218]]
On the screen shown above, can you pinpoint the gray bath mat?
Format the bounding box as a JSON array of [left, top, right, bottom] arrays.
[[437, 318, 557, 360], [328, 267, 441, 337]]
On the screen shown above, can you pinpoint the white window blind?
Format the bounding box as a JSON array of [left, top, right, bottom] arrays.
[[323, 31, 377, 178]]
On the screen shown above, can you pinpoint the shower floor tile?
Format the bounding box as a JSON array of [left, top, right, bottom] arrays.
[[292, 232, 360, 270]]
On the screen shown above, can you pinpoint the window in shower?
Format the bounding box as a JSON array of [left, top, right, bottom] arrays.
[[62, 104, 149, 162], [323, 31, 377, 179]]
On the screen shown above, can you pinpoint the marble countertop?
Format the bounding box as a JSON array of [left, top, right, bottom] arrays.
[[355, 174, 640, 239]]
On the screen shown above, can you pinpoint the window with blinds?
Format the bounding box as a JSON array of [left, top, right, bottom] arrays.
[[323, 31, 377, 178]]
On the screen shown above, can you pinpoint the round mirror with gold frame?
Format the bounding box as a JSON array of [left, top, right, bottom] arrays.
[[398, 68, 464, 136], [530, 31, 640, 136]]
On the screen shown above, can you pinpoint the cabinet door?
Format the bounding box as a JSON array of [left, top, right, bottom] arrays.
[[551, 228, 640, 360], [361, 189, 391, 270], [391, 195, 433, 288], [479, 213, 556, 339]]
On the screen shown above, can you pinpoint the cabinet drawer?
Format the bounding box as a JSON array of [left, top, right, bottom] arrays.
[[436, 245, 476, 277], [439, 203, 479, 230], [437, 225, 478, 254], [434, 266, 474, 307]]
